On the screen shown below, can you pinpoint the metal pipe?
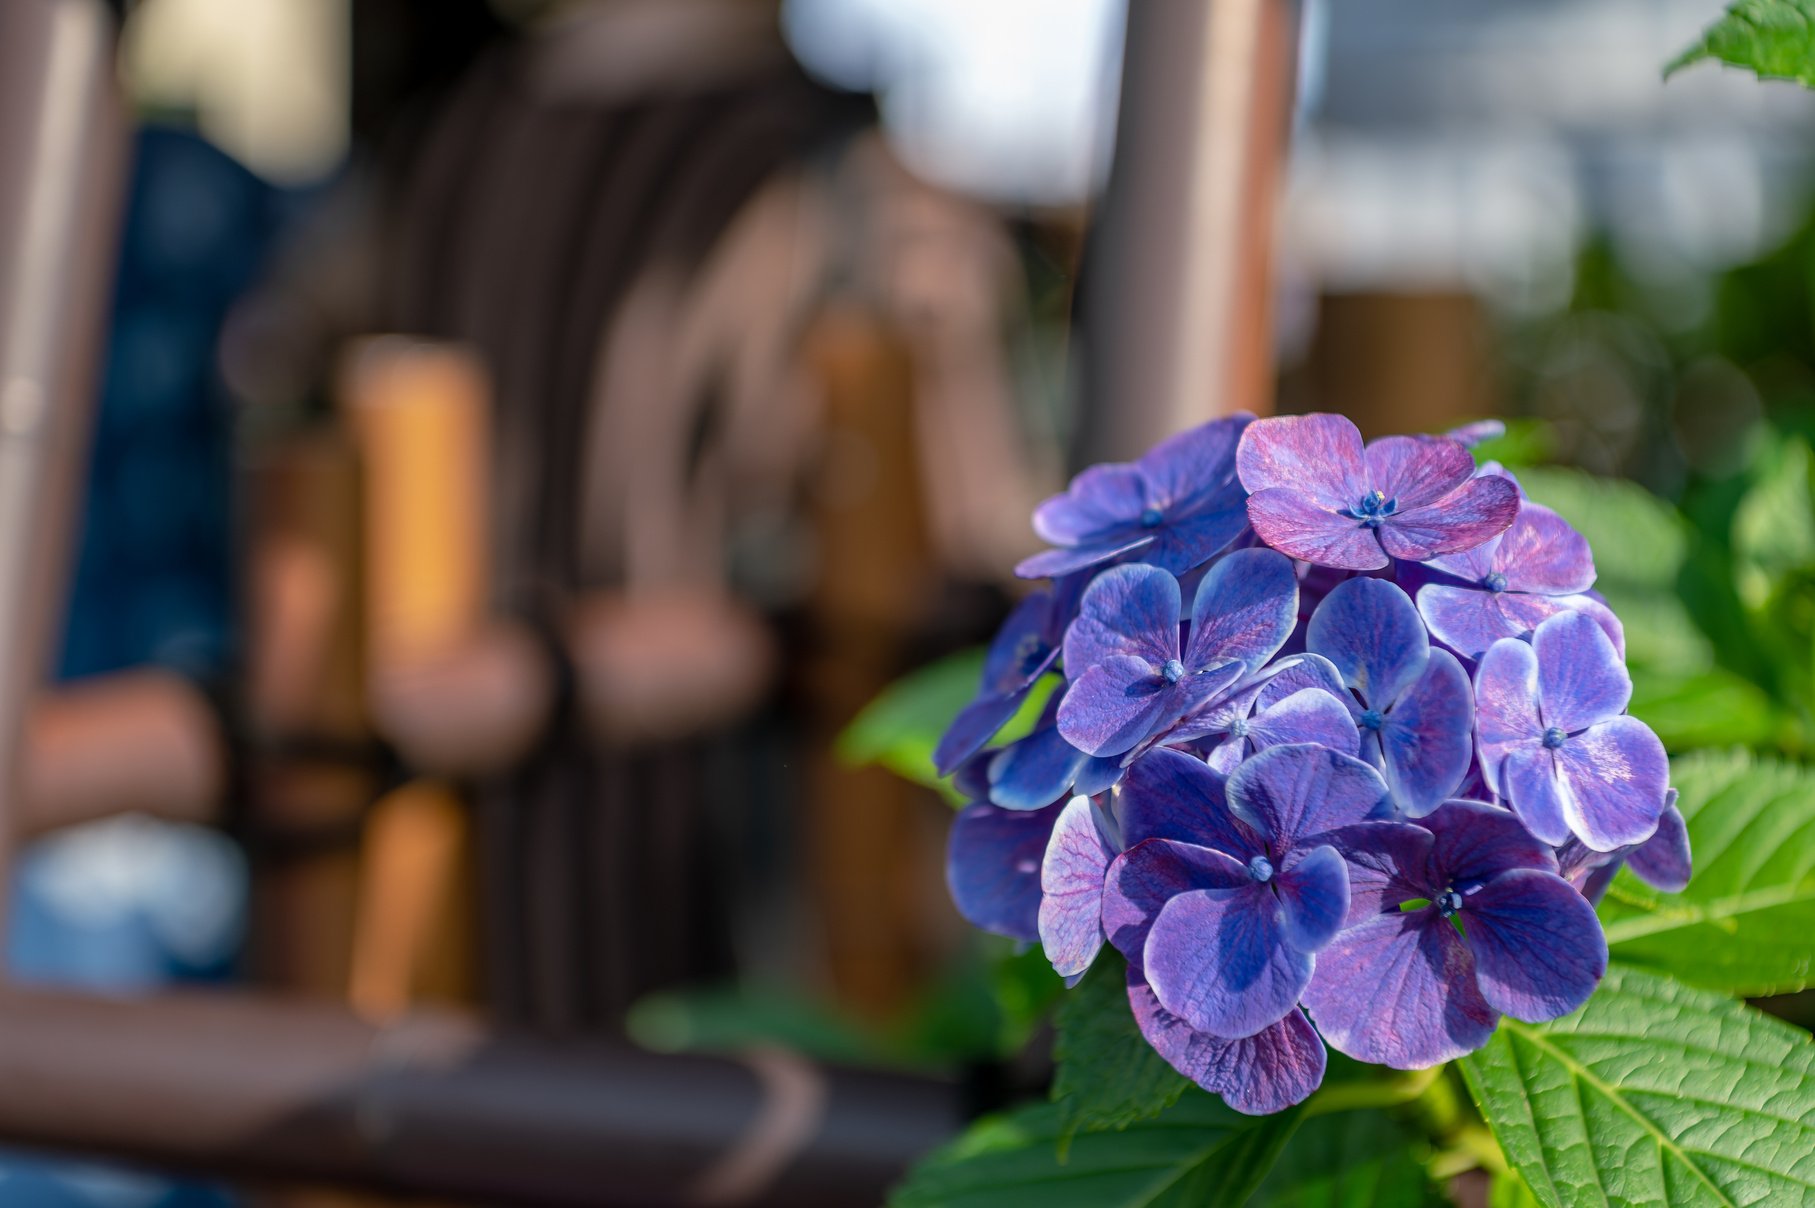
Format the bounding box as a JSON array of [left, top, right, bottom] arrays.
[[0, 0, 128, 918], [0, 987, 958, 1207], [1074, 0, 1299, 464]]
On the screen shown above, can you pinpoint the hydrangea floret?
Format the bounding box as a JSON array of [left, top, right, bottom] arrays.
[[941, 411, 1686, 1114]]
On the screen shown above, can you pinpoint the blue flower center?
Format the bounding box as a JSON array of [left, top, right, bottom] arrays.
[[1228, 718, 1250, 740], [1347, 489, 1397, 529], [1484, 571, 1509, 593], [1248, 854, 1275, 883], [1437, 888, 1464, 918], [1161, 658, 1186, 685], [1542, 726, 1567, 749], [1139, 506, 1165, 529], [1358, 708, 1386, 731]]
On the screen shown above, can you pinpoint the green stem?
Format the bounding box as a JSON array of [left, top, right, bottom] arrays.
[[1301, 1062, 1444, 1117]]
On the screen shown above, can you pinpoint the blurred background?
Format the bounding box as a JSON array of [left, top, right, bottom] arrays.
[[0, 0, 1813, 1205]]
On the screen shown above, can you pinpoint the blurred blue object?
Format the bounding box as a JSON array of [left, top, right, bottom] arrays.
[[4, 125, 285, 1208]]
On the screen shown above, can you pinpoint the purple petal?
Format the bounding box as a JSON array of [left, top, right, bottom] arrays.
[[1465, 868, 1606, 1022], [1276, 844, 1349, 953], [1422, 799, 1558, 883], [1144, 507, 1251, 575], [1254, 653, 1349, 710], [1363, 435, 1476, 511], [1418, 585, 1587, 662], [1496, 503, 1595, 594], [1137, 415, 1251, 513], [1425, 532, 1500, 588], [1145, 883, 1311, 1039], [1579, 859, 1622, 905], [1533, 610, 1630, 733], [1129, 971, 1327, 1115], [1307, 577, 1428, 712], [1073, 754, 1125, 797], [1015, 534, 1157, 580], [1247, 688, 1360, 758], [945, 799, 1064, 943], [1377, 475, 1520, 562], [1378, 649, 1474, 817], [980, 591, 1063, 695], [1057, 655, 1173, 758], [1448, 419, 1505, 447], [1205, 736, 1244, 776], [1064, 563, 1181, 672], [1555, 717, 1668, 851], [1033, 463, 1147, 545], [987, 722, 1092, 810], [1626, 795, 1691, 893], [1227, 744, 1390, 852], [1474, 636, 1543, 786], [1326, 821, 1437, 922], [1561, 593, 1626, 658], [1186, 548, 1299, 673], [1101, 838, 1251, 961], [1118, 747, 1251, 853], [1247, 488, 1388, 571], [1038, 796, 1114, 980], [1499, 744, 1572, 847], [1236, 413, 1369, 508], [934, 693, 1026, 777], [1301, 910, 1497, 1069]]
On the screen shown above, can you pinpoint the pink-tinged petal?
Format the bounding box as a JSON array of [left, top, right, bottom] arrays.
[[1325, 821, 1436, 923], [1363, 435, 1476, 510], [1378, 649, 1473, 817], [1144, 884, 1310, 1039], [933, 693, 1026, 777], [1533, 610, 1630, 733], [1627, 794, 1691, 893], [1101, 839, 1250, 961], [1465, 868, 1606, 1022], [1038, 796, 1114, 980], [1137, 415, 1251, 512], [1555, 717, 1668, 852], [1186, 548, 1299, 673], [1500, 744, 1572, 847], [946, 799, 1064, 943], [1032, 463, 1147, 545], [1236, 412, 1369, 507], [1560, 593, 1625, 658], [1418, 585, 1585, 662], [1057, 656, 1172, 758], [1301, 910, 1498, 1069], [1247, 688, 1360, 758], [1496, 503, 1595, 594], [1448, 419, 1505, 447], [1377, 475, 1520, 562], [987, 722, 1092, 810], [1424, 531, 1501, 586], [1064, 564, 1181, 672], [1254, 653, 1349, 711], [1307, 577, 1428, 710], [1015, 533, 1156, 580], [1474, 637, 1543, 784], [1118, 747, 1251, 854], [1422, 799, 1557, 882], [1228, 744, 1390, 850], [1129, 971, 1326, 1115], [1246, 488, 1388, 570], [1276, 844, 1349, 953]]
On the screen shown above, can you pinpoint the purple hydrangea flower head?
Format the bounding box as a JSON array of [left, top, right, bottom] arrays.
[[945, 797, 1067, 943], [1057, 549, 1298, 759], [1560, 788, 1691, 904], [1306, 577, 1473, 816], [1017, 416, 1253, 580], [1235, 413, 1520, 571], [1302, 800, 1607, 1069], [1475, 610, 1668, 851], [932, 586, 1072, 776], [1104, 745, 1391, 1040], [1416, 499, 1624, 661]]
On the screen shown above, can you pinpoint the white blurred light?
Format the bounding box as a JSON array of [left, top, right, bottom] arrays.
[[783, 0, 1124, 204]]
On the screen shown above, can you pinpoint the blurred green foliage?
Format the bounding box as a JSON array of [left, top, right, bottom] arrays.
[[1670, 1, 1815, 88]]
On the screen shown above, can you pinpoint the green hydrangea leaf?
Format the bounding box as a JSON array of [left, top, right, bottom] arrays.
[[1052, 953, 1190, 1139], [1670, 1, 1815, 89], [1244, 1108, 1444, 1207], [1462, 966, 1815, 1208], [1599, 750, 1815, 996]]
